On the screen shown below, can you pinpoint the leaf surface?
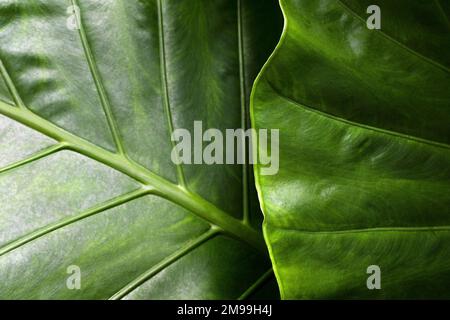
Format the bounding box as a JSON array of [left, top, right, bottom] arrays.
[[252, 0, 450, 299], [0, 0, 282, 299]]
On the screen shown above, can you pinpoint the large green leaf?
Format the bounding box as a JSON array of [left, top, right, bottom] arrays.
[[0, 0, 282, 299], [252, 0, 450, 298]]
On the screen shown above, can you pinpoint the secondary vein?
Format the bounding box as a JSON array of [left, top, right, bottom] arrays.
[[237, 0, 250, 225], [109, 228, 218, 300], [0, 188, 150, 257], [0, 59, 27, 110], [71, 0, 126, 155], [273, 224, 450, 235], [157, 0, 187, 188], [0, 143, 66, 175], [238, 268, 274, 300], [336, 0, 450, 74], [267, 80, 450, 150]]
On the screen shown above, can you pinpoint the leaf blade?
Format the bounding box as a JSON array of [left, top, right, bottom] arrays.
[[0, 0, 282, 299], [252, 0, 450, 299]]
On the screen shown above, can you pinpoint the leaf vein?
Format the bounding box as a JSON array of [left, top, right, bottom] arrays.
[[271, 224, 450, 235], [336, 0, 450, 74], [238, 268, 274, 300], [0, 143, 65, 175], [266, 80, 450, 150], [71, 0, 126, 155], [0, 58, 26, 109], [0, 100, 265, 252], [157, 0, 186, 187], [237, 0, 250, 225], [109, 228, 218, 300], [0, 188, 150, 257]]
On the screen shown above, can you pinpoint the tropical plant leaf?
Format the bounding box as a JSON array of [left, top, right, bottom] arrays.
[[0, 0, 282, 299], [252, 0, 450, 299]]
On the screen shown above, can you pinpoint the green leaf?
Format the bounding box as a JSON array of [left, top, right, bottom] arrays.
[[0, 0, 282, 299], [252, 0, 450, 299]]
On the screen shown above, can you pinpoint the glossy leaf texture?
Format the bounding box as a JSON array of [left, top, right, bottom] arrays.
[[252, 0, 450, 298], [0, 0, 282, 299]]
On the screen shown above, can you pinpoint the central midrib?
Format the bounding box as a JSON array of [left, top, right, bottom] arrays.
[[0, 99, 266, 253], [71, 0, 126, 155]]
